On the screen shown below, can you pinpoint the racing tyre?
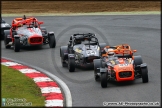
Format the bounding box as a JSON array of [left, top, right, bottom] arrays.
[[99, 43, 107, 56], [134, 55, 143, 74], [101, 61, 106, 68], [134, 55, 143, 65], [101, 73, 108, 88], [40, 27, 47, 34], [14, 38, 20, 52], [4, 32, 11, 49], [94, 59, 102, 81], [61, 52, 67, 67], [141, 67, 149, 83], [68, 57, 75, 72], [61, 59, 67, 67], [49, 34, 56, 48], [95, 75, 100, 82], [61, 51, 67, 67], [1, 31, 4, 40], [60, 46, 68, 67], [99, 43, 107, 50]]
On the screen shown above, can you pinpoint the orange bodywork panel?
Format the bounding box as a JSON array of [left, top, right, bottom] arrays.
[[114, 64, 135, 82], [12, 17, 43, 27]]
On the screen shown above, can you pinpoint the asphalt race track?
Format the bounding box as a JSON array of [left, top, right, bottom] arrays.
[[1, 15, 161, 107]]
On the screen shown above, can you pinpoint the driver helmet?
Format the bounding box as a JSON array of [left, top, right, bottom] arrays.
[[122, 44, 129, 49], [104, 47, 109, 52], [108, 48, 114, 56]]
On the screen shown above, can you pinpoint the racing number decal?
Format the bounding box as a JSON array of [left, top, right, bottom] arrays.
[[119, 64, 129, 67], [118, 64, 132, 71], [75, 48, 82, 53], [119, 67, 132, 71]]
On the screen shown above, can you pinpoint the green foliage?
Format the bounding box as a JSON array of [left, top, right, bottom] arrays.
[[1, 65, 45, 107]]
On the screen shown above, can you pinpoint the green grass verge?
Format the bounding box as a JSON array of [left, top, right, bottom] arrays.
[[1, 65, 45, 107]]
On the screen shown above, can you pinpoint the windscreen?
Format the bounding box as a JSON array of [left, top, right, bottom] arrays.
[[82, 37, 98, 45]]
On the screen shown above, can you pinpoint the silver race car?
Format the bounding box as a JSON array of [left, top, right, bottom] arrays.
[[60, 33, 106, 72]]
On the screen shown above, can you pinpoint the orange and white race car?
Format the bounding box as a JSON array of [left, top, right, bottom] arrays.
[[3, 15, 56, 52], [93, 44, 149, 88]]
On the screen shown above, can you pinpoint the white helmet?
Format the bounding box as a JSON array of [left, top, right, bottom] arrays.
[[108, 48, 114, 56]]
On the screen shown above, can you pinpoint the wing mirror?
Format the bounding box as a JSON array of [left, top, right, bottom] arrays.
[[133, 50, 137, 53], [38, 21, 44, 24]]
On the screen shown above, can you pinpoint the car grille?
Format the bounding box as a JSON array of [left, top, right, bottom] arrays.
[[119, 71, 132, 78], [30, 37, 42, 43]]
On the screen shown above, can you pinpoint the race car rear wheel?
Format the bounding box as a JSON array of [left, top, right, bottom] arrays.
[[48, 34, 56, 48], [40, 27, 47, 34], [68, 57, 75, 72], [14, 38, 20, 52], [101, 73, 108, 88], [94, 59, 103, 81], [99, 43, 107, 55], [134, 55, 143, 65], [141, 67, 149, 83], [99, 43, 107, 50], [101, 61, 106, 68], [4, 30, 11, 49], [4, 35, 11, 49], [61, 52, 67, 67], [95, 75, 100, 81], [61, 58, 67, 67]]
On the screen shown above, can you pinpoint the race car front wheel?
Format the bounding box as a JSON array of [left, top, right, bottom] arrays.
[[101, 73, 108, 88], [141, 67, 149, 83], [14, 38, 20, 52], [48, 34, 56, 48], [68, 57, 75, 72]]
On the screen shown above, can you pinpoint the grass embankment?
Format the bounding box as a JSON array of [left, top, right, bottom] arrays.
[[1, 65, 45, 107], [2, 1, 160, 14]]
